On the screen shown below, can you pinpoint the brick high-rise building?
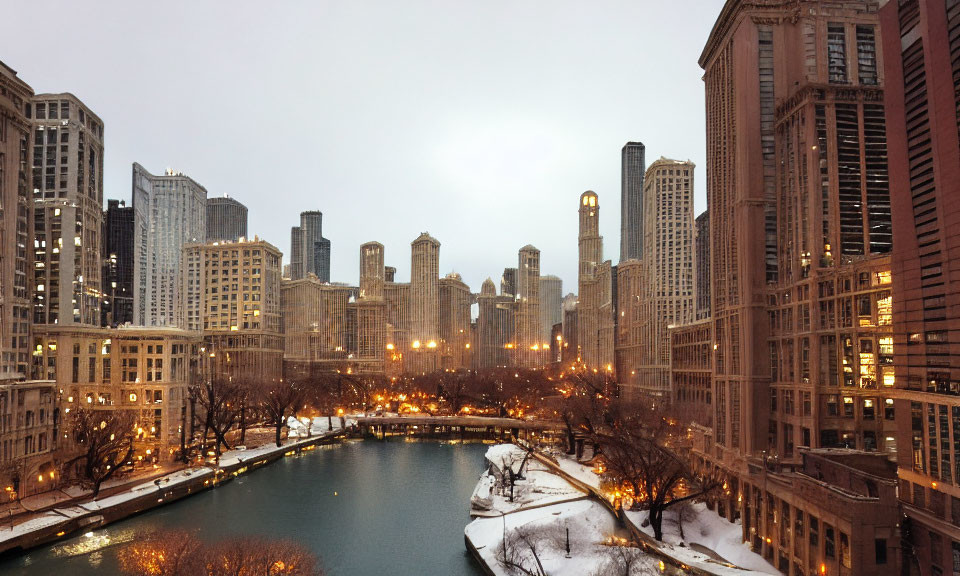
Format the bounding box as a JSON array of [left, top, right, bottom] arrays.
[[634, 158, 696, 397], [560, 293, 578, 364], [695, 210, 710, 320], [281, 277, 354, 379], [615, 259, 646, 396], [0, 62, 33, 378], [620, 141, 646, 262], [577, 191, 615, 372], [691, 2, 899, 574], [132, 163, 207, 327], [408, 232, 440, 374], [30, 93, 104, 328], [180, 239, 282, 385], [206, 195, 248, 242], [102, 200, 137, 327], [880, 1, 960, 571]]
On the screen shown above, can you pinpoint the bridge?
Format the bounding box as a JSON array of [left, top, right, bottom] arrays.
[[354, 415, 566, 442]]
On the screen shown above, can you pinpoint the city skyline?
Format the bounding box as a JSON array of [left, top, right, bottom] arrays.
[[1, 0, 718, 292]]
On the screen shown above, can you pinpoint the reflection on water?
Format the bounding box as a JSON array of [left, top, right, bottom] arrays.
[[0, 440, 488, 576]]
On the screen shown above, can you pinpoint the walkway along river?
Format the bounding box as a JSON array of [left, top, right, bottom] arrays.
[[0, 439, 489, 576]]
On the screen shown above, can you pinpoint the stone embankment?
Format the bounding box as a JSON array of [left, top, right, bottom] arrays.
[[0, 429, 345, 557]]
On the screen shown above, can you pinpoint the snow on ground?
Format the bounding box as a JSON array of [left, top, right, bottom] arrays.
[[467, 498, 655, 576], [625, 504, 779, 575], [286, 415, 357, 438], [542, 448, 604, 491], [472, 444, 586, 515]]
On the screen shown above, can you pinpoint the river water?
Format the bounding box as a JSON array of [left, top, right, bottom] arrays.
[[0, 439, 489, 576]]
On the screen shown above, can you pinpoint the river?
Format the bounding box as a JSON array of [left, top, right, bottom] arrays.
[[0, 439, 489, 576]]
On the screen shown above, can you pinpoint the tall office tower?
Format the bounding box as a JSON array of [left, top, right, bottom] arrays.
[[695, 211, 710, 320], [695, 3, 898, 573], [634, 158, 695, 397], [880, 2, 960, 571], [281, 277, 354, 380], [102, 200, 136, 327], [501, 267, 518, 298], [439, 273, 472, 370], [181, 239, 282, 385], [289, 211, 331, 282], [132, 163, 207, 327], [30, 93, 104, 327], [0, 62, 33, 378], [408, 233, 440, 374], [350, 242, 386, 374], [560, 293, 578, 364], [539, 275, 563, 350], [576, 191, 615, 371], [206, 195, 248, 242], [289, 226, 303, 281], [614, 259, 646, 396], [620, 141, 646, 262], [514, 245, 542, 367], [383, 274, 410, 376], [474, 278, 515, 369]]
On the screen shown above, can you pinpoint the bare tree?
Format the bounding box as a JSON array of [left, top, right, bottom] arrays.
[[68, 408, 137, 498], [591, 399, 722, 541], [118, 530, 203, 576], [118, 530, 323, 576], [590, 544, 657, 576], [498, 524, 548, 576], [193, 377, 244, 464], [259, 381, 306, 447]]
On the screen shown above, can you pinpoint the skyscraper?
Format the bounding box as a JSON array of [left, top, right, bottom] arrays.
[[132, 163, 207, 327], [102, 200, 136, 327], [635, 158, 695, 396], [614, 258, 646, 395], [439, 273, 472, 370], [514, 245, 542, 368], [501, 267, 517, 298], [475, 278, 514, 369], [289, 211, 331, 282], [408, 232, 440, 373], [0, 62, 33, 378], [206, 195, 248, 242], [694, 210, 710, 320], [30, 93, 104, 327], [693, 2, 898, 573], [620, 142, 646, 262], [539, 275, 563, 352], [351, 241, 386, 374], [577, 191, 615, 371], [880, 1, 960, 571]]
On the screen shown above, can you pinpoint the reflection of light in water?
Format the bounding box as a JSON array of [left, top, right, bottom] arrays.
[[51, 526, 140, 559]]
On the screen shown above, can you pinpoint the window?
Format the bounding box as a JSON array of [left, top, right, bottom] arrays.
[[828, 24, 848, 83], [875, 539, 887, 565], [843, 397, 855, 417], [825, 524, 836, 558], [840, 532, 851, 568]]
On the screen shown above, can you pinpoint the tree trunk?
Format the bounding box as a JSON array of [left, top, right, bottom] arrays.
[[327, 416, 333, 431], [239, 404, 246, 444], [651, 507, 664, 541], [275, 421, 283, 447]]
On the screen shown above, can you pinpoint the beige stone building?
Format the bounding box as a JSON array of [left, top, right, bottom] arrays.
[[576, 192, 615, 372], [180, 239, 283, 386], [29, 93, 104, 329], [614, 259, 648, 397], [31, 325, 200, 464], [439, 273, 472, 370], [539, 275, 563, 356], [635, 158, 696, 397], [383, 278, 410, 376], [0, 378, 59, 501], [514, 245, 544, 368], [350, 242, 386, 374], [474, 278, 515, 369], [408, 233, 440, 374], [281, 277, 355, 379], [0, 62, 33, 379]]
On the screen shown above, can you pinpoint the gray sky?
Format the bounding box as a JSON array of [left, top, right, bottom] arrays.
[[5, 0, 722, 294]]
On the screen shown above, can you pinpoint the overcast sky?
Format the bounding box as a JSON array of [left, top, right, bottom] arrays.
[[5, 0, 722, 294]]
